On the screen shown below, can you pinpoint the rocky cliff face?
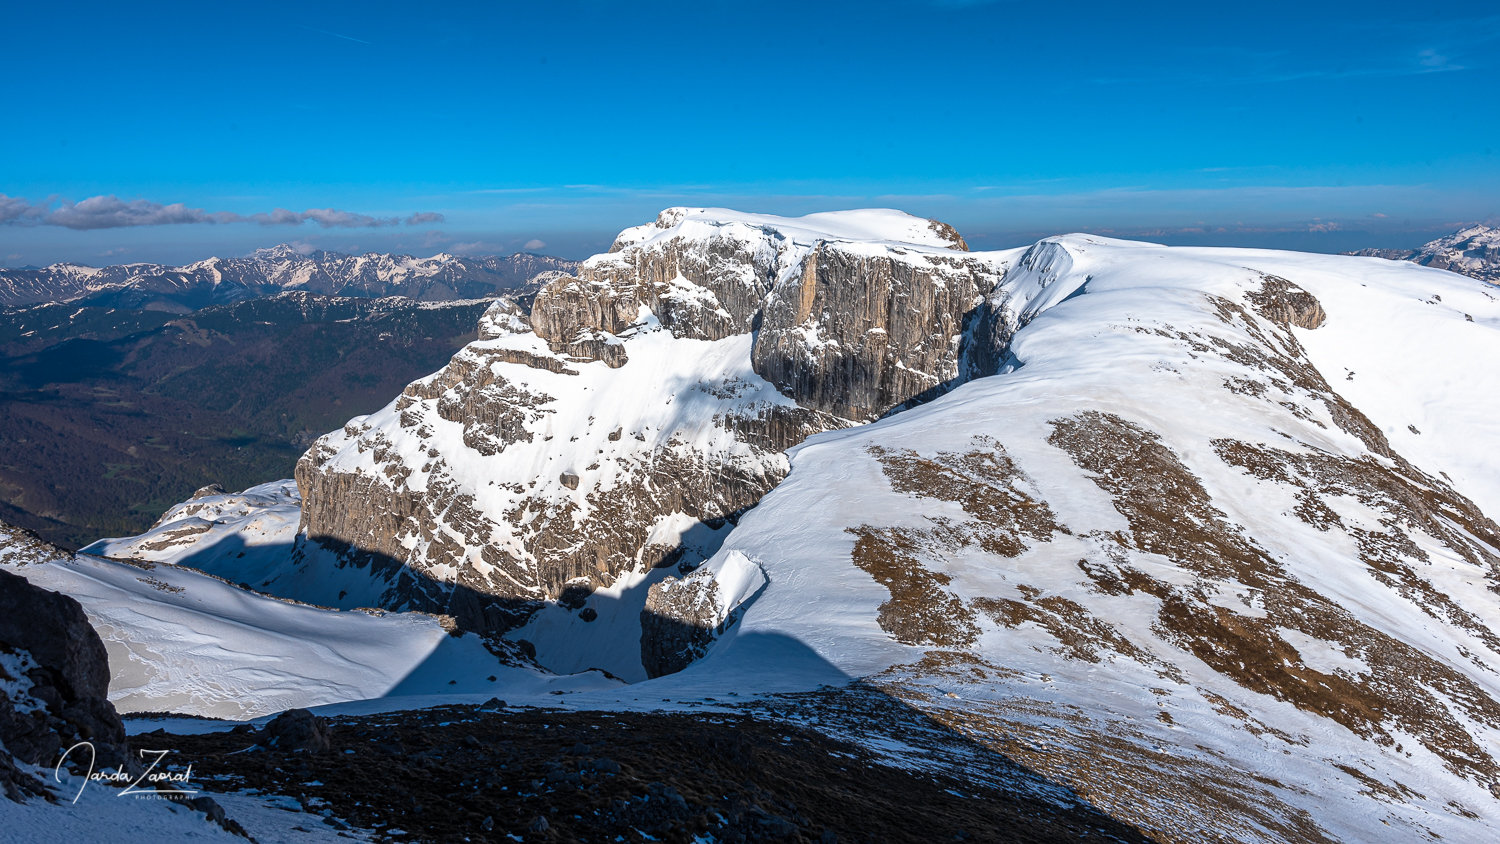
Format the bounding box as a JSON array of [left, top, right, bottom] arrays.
[[752, 242, 1008, 420], [292, 295, 852, 632], [289, 209, 1004, 643]]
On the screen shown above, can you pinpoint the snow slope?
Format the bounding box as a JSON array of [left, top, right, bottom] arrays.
[[654, 236, 1500, 843], [3, 525, 619, 719], [80, 481, 303, 589]]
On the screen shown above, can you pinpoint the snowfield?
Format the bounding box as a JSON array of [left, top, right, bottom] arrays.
[[80, 481, 304, 589], [3, 532, 619, 720]]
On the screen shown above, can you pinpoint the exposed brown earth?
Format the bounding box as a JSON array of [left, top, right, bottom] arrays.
[[846, 441, 1069, 648], [848, 525, 980, 647], [1047, 410, 1500, 792]]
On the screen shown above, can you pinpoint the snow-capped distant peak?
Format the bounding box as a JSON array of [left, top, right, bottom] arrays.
[[250, 243, 311, 259], [1347, 223, 1500, 284], [0, 245, 582, 308]]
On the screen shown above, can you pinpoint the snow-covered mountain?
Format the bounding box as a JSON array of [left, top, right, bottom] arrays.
[[1347, 223, 1500, 284], [45, 208, 1500, 842], [0, 245, 579, 311], [244, 210, 995, 656]]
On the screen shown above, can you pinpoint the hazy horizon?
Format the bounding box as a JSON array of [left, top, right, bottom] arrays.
[[0, 214, 1481, 270]]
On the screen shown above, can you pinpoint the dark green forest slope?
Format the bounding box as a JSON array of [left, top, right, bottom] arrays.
[[0, 293, 494, 548]]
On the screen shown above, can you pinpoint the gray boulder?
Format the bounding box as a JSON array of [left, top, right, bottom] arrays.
[[260, 708, 332, 754]]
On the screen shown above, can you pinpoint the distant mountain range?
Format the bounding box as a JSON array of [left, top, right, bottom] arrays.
[[0, 245, 580, 312], [1346, 224, 1500, 283]]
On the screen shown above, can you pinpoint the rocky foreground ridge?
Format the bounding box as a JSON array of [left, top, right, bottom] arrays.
[[0, 245, 578, 310]]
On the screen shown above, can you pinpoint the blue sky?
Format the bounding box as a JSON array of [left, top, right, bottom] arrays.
[[2, 0, 1497, 265]]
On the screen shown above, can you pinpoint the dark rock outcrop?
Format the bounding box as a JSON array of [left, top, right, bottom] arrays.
[[260, 708, 332, 754], [640, 581, 720, 679], [639, 553, 763, 678], [0, 745, 48, 803], [0, 565, 133, 800], [926, 218, 971, 251], [1246, 275, 1327, 330]]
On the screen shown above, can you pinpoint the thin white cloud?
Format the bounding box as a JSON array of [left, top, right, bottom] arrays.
[[447, 241, 507, 255], [293, 23, 371, 45], [1417, 48, 1462, 71], [523, 239, 547, 250]]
